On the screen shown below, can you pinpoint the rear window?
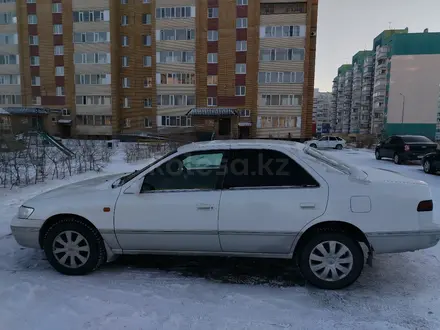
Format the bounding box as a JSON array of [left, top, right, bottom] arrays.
[[302, 146, 351, 175], [402, 136, 433, 143]]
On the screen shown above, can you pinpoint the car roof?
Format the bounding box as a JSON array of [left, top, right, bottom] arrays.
[[177, 139, 303, 153]]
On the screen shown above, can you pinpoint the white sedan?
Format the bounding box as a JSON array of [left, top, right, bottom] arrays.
[[11, 140, 440, 290], [304, 136, 346, 149]]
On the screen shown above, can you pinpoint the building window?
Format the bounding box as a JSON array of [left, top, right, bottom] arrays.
[[0, 74, 19, 85], [55, 66, 64, 76], [144, 77, 152, 88], [0, 94, 21, 105], [0, 55, 17, 64], [259, 94, 302, 106], [0, 33, 17, 45], [122, 77, 130, 88], [76, 95, 112, 105], [236, 40, 247, 51], [157, 51, 195, 64], [239, 109, 250, 117], [236, 18, 248, 29], [122, 35, 128, 47], [123, 97, 130, 108], [28, 15, 37, 24], [30, 56, 39, 66], [73, 10, 110, 22], [157, 95, 196, 106], [52, 3, 62, 13], [261, 25, 304, 38], [124, 118, 131, 128], [32, 96, 41, 105], [207, 53, 218, 63], [122, 56, 129, 67], [158, 73, 196, 85], [259, 48, 305, 61], [121, 15, 128, 25], [207, 75, 217, 85], [235, 86, 246, 96], [54, 45, 64, 55], [156, 6, 194, 19], [208, 30, 218, 41], [208, 8, 218, 18], [207, 97, 217, 107], [236, 0, 248, 5], [159, 116, 192, 127], [74, 52, 111, 64], [56, 87, 65, 96], [31, 76, 40, 86], [120, 0, 127, 4], [236, 63, 246, 74], [158, 28, 195, 41], [260, 3, 307, 15], [143, 56, 152, 67], [142, 13, 151, 24], [75, 74, 111, 85], [258, 71, 304, 84], [29, 35, 38, 45], [53, 24, 63, 35], [73, 32, 110, 43], [144, 98, 152, 108], [143, 35, 151, 46], [144, 117, 152, 128], [62, 109, 70, 116]]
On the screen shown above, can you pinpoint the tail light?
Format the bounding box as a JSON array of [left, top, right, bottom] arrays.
[[417, 200, 433, 212], [404, 145, 410, 152]]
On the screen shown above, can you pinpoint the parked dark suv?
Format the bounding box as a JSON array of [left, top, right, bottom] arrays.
[[375, 135, 437, 164]]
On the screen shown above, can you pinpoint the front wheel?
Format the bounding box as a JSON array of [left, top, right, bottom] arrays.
[[423, 160, 436, 174], [393, 153, 402, 165], [298, 233, 364, 290], [310, 143, 317, 148], [335, 144, 343, 150], [43, 218, 106, 275], [375, 150, 382, 160]]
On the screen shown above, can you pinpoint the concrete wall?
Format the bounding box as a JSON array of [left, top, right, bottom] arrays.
[[387, 54, 440, 125]]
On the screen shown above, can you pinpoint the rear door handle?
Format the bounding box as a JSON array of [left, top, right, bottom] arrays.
[[300, 203, 316, 209], [196, 204, 214, 210]]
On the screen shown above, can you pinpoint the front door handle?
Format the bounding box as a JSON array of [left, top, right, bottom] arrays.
[[300, 203, 316, 209], [196, 204, 214, 210]]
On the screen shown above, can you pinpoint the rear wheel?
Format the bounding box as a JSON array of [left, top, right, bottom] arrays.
[[335, 144, 343, 150], [423, 159, 436, 174], [393, 153, 402, 165], [298, 233, 364, 290], [375, 150, 382, 160], [310, 143, 317, 148]]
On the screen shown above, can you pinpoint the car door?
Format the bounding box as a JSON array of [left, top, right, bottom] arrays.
[[380, 137, 393, 158], [218, 147, 328, 255], [317, 136, 329, 148], [114, 149, 228, 252], [328, 137, 338, 148]]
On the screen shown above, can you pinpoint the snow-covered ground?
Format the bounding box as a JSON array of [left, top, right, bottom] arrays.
[[1, 147, 440, 330]]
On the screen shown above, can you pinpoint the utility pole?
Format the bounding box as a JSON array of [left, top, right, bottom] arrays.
[[400, 92, 406, 134]]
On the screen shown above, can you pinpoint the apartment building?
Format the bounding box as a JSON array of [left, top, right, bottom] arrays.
[[1, 0, 318, 140], [312, 88, 331, 135], [330, 28, 440, 140]]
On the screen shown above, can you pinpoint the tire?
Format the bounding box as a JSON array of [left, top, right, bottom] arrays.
[[423, 160, 435, 174], [42, 218, 106, 276], [298, 232, 364, 290], [335, 144, 343, 150], [375, 150, 382, 160], [310, 143, 317, 148], [393, 153, 402, 165]]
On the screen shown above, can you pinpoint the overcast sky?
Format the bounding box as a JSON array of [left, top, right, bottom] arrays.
[[315, 0, 440, 92]]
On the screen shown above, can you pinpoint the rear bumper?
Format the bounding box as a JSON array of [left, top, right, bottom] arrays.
[[401, 153, 427, 161], [367, 230, 440, 254], [10, 217, 44, 249]]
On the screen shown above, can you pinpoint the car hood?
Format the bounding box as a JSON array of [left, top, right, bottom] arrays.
[[26, 173, 125, 202]]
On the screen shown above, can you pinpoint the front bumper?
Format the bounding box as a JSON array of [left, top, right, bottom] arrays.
[[367, 230, 440, 254], [10, 217, 45, 249]]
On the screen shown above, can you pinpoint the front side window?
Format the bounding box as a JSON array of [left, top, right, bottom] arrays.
[[141, 150, 227, 192], [223, 149, 319, 189]]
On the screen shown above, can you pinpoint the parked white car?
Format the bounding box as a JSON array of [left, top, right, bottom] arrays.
[[11, 140, 440, 289], [304, 136, 346, 150]]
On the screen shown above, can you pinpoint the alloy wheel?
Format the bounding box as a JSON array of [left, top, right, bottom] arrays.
[[424, 160, 431, 173], [52, 230, 91, 269]]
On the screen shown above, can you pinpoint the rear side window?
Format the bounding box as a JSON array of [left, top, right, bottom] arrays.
[[329, 137, 337, 141], [390, 137, 402, 144], [223, 149, 319, 189], [402, 136, 433, 143]]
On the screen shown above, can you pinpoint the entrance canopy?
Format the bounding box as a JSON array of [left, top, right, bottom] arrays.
[[186, 108, 238, 117]]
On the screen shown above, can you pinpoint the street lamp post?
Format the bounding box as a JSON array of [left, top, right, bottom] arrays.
[[400, 92, 406, 134]]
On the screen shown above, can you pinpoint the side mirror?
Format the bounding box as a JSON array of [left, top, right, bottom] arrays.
[[123, 178, 143, 195]]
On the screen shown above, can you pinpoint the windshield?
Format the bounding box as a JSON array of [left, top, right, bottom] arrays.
[[302, 146, 352, 175], [112, 149, 177, 188]]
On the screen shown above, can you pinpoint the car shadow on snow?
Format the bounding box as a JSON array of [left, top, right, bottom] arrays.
[[107, 255, 307, 287]]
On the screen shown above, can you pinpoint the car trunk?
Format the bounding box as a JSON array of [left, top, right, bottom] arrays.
[[405, 142, 437, 156]]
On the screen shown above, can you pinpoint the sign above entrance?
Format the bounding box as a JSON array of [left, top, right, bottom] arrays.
[[186, 108, 238, 117]]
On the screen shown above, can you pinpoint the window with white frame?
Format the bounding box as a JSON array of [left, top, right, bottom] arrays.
[[122, 56, 129, 67], [143, 56, 152, 67], [29, 35, 38, 45], [208, 30, 218, 41], [258, 71, 304, 84], [157, 72, 196, 85], [207, 53, 218, 63], [0, 55, 17, 64], [142, 13, 151, 24], [28, 14, 37, 24], [121, 15, 128, 25], [157, 94, 196, 106], [122, 35, 128, 46], [56, 87, 65, 96], [207, 97, 217, 106], [121, 0, 127, 4], [256, 116, 297, 129], [124, 118, 131, 128], [236, 18, 247, 29], [32, 96, 41, 105], [236, 0, 248, 5], [62, 109, 70, 116], [159, 116, 192, 127], [207, 75, 217, 85], [208, 8, 218, 18], [144, 117, 152, 127], [0, 94, 21, 105], [143, 34, 151, 46], [236, 40, 247, 51], [259, 48, 305, 61], [52, 3, 62, 13], [144, 77, 153, 87], [236, 63, 246, 74], [54, 45, 64, 55], [55, 66, 64, 76], [76, 95, 111, 105], [261, 25, 303, 38], [122, 77, 130, 88], [73, 10, 110, 22], [123, 97, 130, 108], [30, 56, 39, 66], [74, 52, 111, 64], [0, 74, 19, 85], [235, 86, 246, 96], [73, 32, 110, 43], [239, 109, 250, 117], [0, 11, 16, 24], [156, 6, 194, 19], [53, 24, 63, 35], [31, 76, 40, 86], [156, 51, 195, 64], [0, 33, 17, 45], [143, 0, 151, 3], [75, 74, 111, 85], [259, 94, 302, 106], [158, 28, 195, 41], [144, 98, 152, 108]]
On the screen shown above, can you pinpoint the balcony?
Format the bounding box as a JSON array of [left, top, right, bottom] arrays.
[[376, 48, 388, 60]]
